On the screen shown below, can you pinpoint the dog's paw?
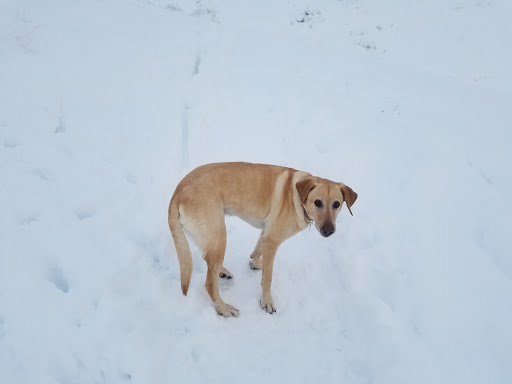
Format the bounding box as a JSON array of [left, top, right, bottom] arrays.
[[250, 257, 262, 270], [215, 303, 239, 317], [219, 266, 233, 279], [260, 296, 276, 314]]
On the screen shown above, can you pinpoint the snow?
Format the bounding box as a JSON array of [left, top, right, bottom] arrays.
[[1, 0, 511, 383]]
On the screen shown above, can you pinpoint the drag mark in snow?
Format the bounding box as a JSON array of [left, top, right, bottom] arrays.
[[0, 316, 5, 338], [192, 54, 201, 76], [181, 104, 190, 169], [55, 116, 66, 133], [31, 167, 53, 181], [55, 98, 66, 133], [13, 9, 43, 52], [466, 157, 493, 185]]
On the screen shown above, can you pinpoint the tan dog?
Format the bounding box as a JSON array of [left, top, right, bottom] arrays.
[[168, 162, 357, 317]]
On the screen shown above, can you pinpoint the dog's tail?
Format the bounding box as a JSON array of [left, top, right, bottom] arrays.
[[168, 197, 192, 296]]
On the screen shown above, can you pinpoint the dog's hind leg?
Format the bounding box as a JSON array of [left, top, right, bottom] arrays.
[[200, 220, 239, 317], [204, 243, 239, 316], [180, 205, 238, 317], [249, 231, 264, 270]]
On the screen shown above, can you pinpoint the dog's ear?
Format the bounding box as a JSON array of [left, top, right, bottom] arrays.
[[340, 183, 357, 216], [296, 177, 317, 206]]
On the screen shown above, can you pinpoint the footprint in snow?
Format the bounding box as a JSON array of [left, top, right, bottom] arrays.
[[31, 168, 53, 181], [47, 265, 70, 293], [125, 173, 137, 184], [3, 139, 20, 148], [19, 215, 38, 226], [76, 210, 94, 221]]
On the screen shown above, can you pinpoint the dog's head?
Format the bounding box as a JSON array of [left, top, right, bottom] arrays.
[[296, 177, 357, 237]]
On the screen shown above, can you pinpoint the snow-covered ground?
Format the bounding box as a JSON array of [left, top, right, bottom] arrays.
[[1, 0, 511, 382]]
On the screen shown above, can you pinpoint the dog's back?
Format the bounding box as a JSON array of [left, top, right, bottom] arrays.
[[172, 162, 294, 221]]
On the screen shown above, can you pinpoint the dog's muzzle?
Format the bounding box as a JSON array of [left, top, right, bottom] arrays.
[[320, 224, 335, 237]]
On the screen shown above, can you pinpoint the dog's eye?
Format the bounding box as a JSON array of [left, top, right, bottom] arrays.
[[333, 201, 340, 209], [314, 199, 323, 208]]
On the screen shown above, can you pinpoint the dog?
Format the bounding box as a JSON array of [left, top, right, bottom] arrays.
[[168, 162, 357, 317]]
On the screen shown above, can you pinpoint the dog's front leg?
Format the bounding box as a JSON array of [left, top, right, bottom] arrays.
[[260, 237, 280, 313]]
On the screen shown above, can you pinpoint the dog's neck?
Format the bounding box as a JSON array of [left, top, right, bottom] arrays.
[[292, 171, 314, 230], [303, 207, 313, 224]]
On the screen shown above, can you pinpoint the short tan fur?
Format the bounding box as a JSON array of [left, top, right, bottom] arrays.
[[168, 162, 357, 317]]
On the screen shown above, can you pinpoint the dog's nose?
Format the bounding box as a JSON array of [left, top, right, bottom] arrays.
[[320, 224, 335, 237]]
